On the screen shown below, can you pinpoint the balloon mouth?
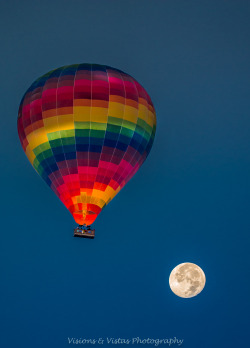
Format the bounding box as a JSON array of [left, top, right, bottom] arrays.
[[73, 210, 98, 225], [75, 210, 96, 215]]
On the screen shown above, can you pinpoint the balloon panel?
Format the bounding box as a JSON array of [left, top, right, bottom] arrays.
[[18, 64, 156, 225]]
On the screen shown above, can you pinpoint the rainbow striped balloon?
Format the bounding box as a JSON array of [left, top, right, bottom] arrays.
[[18, 64, 156, 226]]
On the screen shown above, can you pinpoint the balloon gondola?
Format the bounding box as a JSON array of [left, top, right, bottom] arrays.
[[74, 225, 95, 239], [17, 64, 156, 237]]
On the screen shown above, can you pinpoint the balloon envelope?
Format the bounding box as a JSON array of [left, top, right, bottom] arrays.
[[18, 64, 156, 226]]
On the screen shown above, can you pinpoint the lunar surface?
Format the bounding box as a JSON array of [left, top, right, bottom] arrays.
[[169, 263, 206, 298]]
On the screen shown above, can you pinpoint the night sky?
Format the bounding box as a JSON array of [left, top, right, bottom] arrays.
[[1, 1, 250, 347]]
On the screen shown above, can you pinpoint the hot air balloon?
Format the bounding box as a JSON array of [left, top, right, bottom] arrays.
[[17, 64, 156, 238]]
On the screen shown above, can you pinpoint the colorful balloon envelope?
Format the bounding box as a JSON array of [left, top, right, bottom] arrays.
[[18, 64, 156, 230]]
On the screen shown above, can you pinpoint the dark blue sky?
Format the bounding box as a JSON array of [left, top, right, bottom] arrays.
[[1, 1, 250, 347]]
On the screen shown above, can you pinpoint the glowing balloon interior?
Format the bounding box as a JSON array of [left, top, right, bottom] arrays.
[[18, 64, 156, 229]]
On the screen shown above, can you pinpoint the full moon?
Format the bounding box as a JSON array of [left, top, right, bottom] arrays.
[[169, 263, 206, 298]]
